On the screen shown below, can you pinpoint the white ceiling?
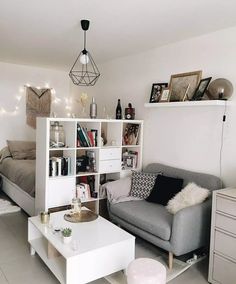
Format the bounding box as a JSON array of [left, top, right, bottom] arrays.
[[1, 0, 236, 71]]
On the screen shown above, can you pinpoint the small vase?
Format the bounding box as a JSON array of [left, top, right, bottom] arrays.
[[62, 236, 72, 244]]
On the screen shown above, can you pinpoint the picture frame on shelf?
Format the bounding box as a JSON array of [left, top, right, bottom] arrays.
[[182, 84, 190, 101], [159, 88, 170, 102], [122, 151, 138, 169], [191, 77, 212, 101], [149, 83, 168, 103], [169, 70, 202, 101]]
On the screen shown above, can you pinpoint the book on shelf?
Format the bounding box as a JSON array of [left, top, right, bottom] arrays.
[[49, 156, 71, 177], [123, 123, 140, 145], [49, 159, 56, 177], [50, 157, 59, 177], [77, 124, 87, 147], [81, 127, 91, 147], [77, 138, 81, 147], [63, 157, 71, 175], [77, 124, 97, 147], [54, 157, 62, 176], [91, 129, 98, 147], [87, 131, 95, 147]]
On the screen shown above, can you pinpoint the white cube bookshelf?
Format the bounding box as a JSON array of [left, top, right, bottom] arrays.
[[35, 118, 143, 214]]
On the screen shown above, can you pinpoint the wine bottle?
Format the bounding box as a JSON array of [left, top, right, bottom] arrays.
[[116, 99, 122, 119]]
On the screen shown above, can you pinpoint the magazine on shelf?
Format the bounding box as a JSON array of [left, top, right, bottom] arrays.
[[123, 123, 140, 145], [76, 183, 91, 201], [77, 175, 97, 198]]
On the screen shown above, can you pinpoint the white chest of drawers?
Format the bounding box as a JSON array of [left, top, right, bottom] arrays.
[[99, 148, 121, 173], [208, 188, 236, 284]]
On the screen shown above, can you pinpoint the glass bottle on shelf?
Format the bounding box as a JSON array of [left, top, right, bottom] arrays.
[[50, 122, 65, 148], [116, 99, 122, 119]]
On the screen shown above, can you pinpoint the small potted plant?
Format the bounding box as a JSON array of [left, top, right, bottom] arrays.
[[61, 227, 72, 244]]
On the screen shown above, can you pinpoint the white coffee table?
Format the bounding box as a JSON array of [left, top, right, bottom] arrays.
[[28, 209, 135, 284]]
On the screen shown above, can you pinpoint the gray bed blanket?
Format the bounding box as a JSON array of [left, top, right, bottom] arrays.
[[0, 157, 35, 197]]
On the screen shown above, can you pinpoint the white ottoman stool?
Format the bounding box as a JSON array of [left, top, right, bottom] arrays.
[[126, 258, 166, 284]]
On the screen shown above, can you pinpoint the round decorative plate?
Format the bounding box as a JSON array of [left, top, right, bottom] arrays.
[[64, 210, 98, 223]]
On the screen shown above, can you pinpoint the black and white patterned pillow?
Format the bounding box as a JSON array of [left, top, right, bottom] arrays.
[[130, 171, 160, 199]]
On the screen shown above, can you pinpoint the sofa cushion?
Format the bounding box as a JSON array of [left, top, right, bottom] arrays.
[[130, 171, 159, 199], [110, 200, 173, 241], [166, 182, 210, 214], [146, 175, 183, 206]]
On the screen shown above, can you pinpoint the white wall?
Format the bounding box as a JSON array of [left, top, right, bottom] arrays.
[[0, 62, 70, 148], [1, 27, 236, 187], [91, 26, 236, 187]]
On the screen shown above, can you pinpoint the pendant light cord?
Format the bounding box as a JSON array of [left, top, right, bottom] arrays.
[[84, 30, 86, 50], [219, 100, 227, 188]]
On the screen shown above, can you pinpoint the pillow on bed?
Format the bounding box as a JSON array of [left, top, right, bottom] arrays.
[[0, 147, 12, 163], [7, 140, 36, 160]]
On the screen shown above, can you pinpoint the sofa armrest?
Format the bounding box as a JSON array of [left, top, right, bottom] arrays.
[[104, 177, 132, 202], [170, 198, 212, 256]]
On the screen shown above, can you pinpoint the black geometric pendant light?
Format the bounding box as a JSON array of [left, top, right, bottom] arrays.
[[69, 20, 100, 86]]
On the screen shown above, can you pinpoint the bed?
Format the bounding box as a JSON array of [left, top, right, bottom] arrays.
[[0, 142, 36, 216]]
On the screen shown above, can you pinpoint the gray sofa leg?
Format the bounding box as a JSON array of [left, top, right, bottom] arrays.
[[168, 252, 173, 270]]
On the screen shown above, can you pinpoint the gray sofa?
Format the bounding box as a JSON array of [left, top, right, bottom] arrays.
[[106, 163, 221, 269]]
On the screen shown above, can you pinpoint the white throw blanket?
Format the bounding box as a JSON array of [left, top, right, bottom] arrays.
[[104, 177, 142, 204]]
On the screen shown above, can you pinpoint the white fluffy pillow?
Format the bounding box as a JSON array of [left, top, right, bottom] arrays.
[[166, 182, 210, 214]]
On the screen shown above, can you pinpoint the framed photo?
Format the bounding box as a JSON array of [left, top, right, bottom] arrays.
[[122, 153, 137, 169], [191, 77, 212, 101], [149, 83, 168, 103], [159, 88, 170, 102], [169, 71, 202, 101]]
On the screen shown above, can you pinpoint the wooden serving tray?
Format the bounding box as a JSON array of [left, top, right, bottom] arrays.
[[64, 210, 98, 223]]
